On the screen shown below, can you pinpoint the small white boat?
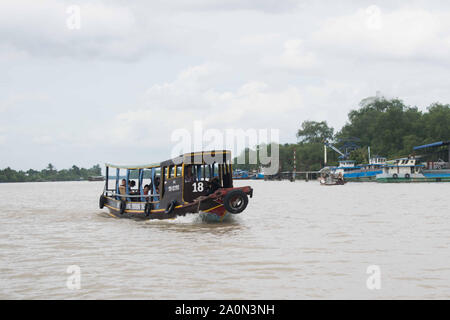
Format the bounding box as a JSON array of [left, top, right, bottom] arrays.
[[319, 168, 346, 186]]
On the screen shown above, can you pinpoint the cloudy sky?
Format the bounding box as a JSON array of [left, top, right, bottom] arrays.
[[1, 0, 450, 170]]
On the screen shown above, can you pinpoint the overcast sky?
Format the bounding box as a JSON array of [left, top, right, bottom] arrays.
[[1, 0, 450, 170]]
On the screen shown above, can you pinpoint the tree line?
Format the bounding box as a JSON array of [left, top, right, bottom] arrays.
[[0, 164, 102, 183], [234, 96, 450, 172]]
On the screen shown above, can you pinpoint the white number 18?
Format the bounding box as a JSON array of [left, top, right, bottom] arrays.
[[192, 182, 204, 192]]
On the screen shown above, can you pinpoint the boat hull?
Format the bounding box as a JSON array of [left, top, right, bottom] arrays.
[[344, 176, 377, 182], [343, 170, 383, 182], [102, 186, 253, 221], [376, 171, 450, 183], [377, 176, 450, 183], [104, 196, 228, 220], [319, 177, 346, 186]]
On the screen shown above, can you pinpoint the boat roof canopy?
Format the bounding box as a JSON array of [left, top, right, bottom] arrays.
[[106, 150, 232, 169], [105, 163, 160, 170], [414, 141, 450, 151], [161, 150, 232, 167]]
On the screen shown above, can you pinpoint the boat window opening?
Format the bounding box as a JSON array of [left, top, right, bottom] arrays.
[[184, 165, 195, 183], [141, 169, 152, 202], [216, 163, 222, 176], [223, 163, 233, 188], [189, 165, 196, 182], [212, 162, 223, 187], [152, 168, 162, 201], [202, 164, 211, 181], [197, 165, 203, 181], [106, 167, 116, 192], [118, 169, 129, 201], [216, 163, 220, 177], [207, 164, 212, 180], [126, 169, 131, 200], [218, 164, 223, 186], [160, 166, 167, 198], [138, 169, 143, 198], [195, 165, 200, 180], [198, 165, 205, 181], [105, 166, 109, 191], [127, 169, 138, 202], [167, 165, 175, 179], [194, 165, 200, 181], [115, 168, 121, 200], [205, 164, 212, 181], [154, 167, 161, 180], [176, 166, 182, 177]]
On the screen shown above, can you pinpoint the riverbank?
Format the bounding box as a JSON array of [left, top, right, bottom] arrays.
[[0, 164, 102, 183]]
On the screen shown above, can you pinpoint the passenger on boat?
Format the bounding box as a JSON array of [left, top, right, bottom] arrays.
[[184, 166, 194, 183], [143, 184, 150, 201], [129, 180, 139, 201], [119, 179, 127, 200], [208, 176, 221, 194], [154, 177, 161, 194]]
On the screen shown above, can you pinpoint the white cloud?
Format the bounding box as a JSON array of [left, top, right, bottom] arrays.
[[238, 33, 281, 47], [148, 0, 303, 13], [314, 6, 450, 61], [0, 0, 146, 60], [0, 93, 49, 113], [262, 39, 318, 70], [86, 63, 361, 153], [0, 0, 304, 61], [32, 135, 54, 146]]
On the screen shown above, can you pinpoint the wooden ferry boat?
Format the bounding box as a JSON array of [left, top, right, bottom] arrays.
[[99, 151, 253, 220]]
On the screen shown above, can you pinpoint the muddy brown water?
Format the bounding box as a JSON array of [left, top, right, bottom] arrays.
[[0, 180, 449, 299]]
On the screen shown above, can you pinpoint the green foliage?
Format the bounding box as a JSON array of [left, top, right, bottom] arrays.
[[349, 148, 368, 165], [296, 121, 334, 143], [234, 97, 450, 172], [422, 103, 450, 143], [0, 164, 103, 183], [234, 141, 339, 173], [337, 97, 450, 159]]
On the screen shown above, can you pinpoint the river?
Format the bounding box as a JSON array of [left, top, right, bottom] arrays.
[[0, 180, 449, 299]]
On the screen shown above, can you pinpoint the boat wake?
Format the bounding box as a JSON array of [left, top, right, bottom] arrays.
[[140, 212, 235, 225]]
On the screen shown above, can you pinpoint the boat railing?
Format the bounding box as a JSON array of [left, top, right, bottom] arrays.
[[105, 191, 160, 203]]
